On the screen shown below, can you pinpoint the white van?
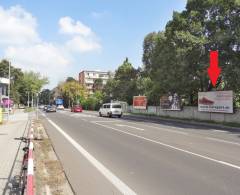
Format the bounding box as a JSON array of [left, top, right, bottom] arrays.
[[99, 103, 123, 118]]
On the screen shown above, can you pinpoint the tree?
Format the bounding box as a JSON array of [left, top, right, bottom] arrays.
[[93, 78, 103, 92], [81, 91, 104, 110], [39, 89, 52, 105], [66, 77, 76, 82], [142, 32, 163, 74], [103, 58, 139, 104], [142, 0, 240, 105], [0, 60, 24, 104], [59, 81, 87, 107], [19, 71, 49, 105]]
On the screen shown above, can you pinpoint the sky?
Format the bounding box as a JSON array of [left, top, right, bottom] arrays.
[[0, 0, 187, 89]]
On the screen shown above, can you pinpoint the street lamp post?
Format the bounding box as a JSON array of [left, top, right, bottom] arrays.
[[36, 92, 39, 120], [31, 93, 34, 107], [27, 91, 30, 107], [7, 61, 11, 121]]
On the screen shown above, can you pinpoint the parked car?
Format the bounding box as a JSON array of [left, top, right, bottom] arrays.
[[57, 105, 64, 110], [71, 105, 82, 112], [18, 104, 25, 109], [39, 105, 44, 109], [43, 105, 48, 111], [46, 105, 56, 112], [99, 103, 122, 118]]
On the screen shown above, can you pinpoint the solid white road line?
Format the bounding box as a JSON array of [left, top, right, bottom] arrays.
[[46, 118, 137, 195], [92, 120, 117, 123], [212, 130, 227, 133], [206, 137, 240, 146], [93, 122, 240, 171], [115, 124, 144, 131]]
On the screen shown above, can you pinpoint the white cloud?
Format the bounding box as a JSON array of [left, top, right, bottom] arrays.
[[0, 5, 72, 88], [66, 36, 101, 53], [0, 6, 102, 88], [91, 11, 108, 19], [59, 16, 101, 53], [0, 5, 40, 46], [5, 43, 70, 75], [59, 16, 92, 36]]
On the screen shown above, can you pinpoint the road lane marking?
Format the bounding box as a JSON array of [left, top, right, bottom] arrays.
[[212, 130, 227, 133], [93, 122, 240, 171], [115, 124, 144, 131], [45, 117, 137, 195], [206, 137, 240, 146], [92, 121, 117, 123], [125, 121, 188, 135]]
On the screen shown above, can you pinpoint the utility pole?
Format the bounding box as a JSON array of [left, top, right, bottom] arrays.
[[7, 61, 11, 121], [27, 91, 30, 107], [36, 92, 39, 120], [31, 93, 33, 107]]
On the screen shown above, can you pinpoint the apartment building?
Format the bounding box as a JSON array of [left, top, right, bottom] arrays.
[[79, 70, 113, 94]]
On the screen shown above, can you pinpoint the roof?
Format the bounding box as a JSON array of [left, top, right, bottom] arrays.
[[80, 70, 110, 74]]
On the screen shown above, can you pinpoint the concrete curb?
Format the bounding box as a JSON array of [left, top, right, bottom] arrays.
[[124, 113, 240, 131]]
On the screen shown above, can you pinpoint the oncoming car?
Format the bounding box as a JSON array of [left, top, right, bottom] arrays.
[[99, 103, 122, 118], [46, 105, 57, 112], [71, 105, 82, 112], [57, 105, 65, 110]]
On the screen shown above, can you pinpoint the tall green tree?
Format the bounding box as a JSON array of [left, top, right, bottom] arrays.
[[0, 60, 24, 104], [19, 71, 49, 104], [39, 89, 52, 105], [142, 0, 240, 105], [93, 78, 103, 92], [66, 77, 76, 82], [59, 80, 87, 107], [103, 58, 139, 104]]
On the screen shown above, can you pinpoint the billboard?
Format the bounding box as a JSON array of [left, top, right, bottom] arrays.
[[2, 98, 13, 107], [160, 93, 181, 110], [55, 98, 63, 105], [133, 96, 147, 109], [198, 91, 233, 113]]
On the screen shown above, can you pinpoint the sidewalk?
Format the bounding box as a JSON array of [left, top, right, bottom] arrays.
[[0, 110, 29, 194]]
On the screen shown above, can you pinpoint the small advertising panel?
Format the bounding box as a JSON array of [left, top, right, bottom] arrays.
[[133, 96, 147, 109], [160, 93, 181, 110], [2, 98, 13, 107], [198, 91, 233, 113], [55, 98, 63, 105]]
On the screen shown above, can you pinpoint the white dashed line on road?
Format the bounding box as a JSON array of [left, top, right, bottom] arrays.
[[115, 124, 144, 131], [93, 121, 240, 171], [206, 137, 240, 146], [212, 130, 227, 133]]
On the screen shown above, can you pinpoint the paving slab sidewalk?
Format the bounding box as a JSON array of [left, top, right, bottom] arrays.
[[0, 110, 30, 195]]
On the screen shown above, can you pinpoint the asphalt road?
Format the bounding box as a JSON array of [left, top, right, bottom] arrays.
[[40, 110, 240, 195]]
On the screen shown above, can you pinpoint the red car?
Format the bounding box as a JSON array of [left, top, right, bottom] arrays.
[[71, 105, 83, 112]]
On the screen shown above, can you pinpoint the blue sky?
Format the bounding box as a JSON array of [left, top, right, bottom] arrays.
[[0, 0, 187, 88]]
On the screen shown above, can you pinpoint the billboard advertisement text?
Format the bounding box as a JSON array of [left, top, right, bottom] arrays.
[[198, 91, 233, 113], [133, 96, 147, 109]]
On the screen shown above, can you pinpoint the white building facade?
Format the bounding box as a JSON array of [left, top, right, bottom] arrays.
[[0, 77, 9, 103], [79, 71, 113, 94]]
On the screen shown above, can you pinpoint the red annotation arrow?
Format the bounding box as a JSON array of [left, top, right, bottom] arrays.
[[208, 50, 221, 87]]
